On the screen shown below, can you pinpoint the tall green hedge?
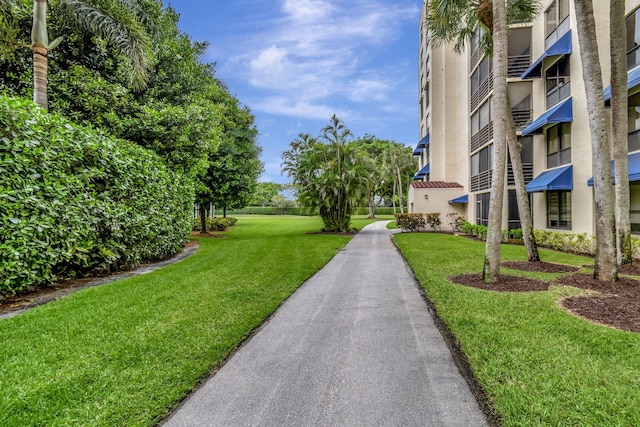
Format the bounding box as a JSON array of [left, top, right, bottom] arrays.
[[0, 95, 194, 294]]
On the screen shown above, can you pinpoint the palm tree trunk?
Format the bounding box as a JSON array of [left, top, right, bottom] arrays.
[[367, 191, 375, 218], [32, 0, 49, 110], [392, 176, 397, 214], [506, 110, 539, 261], [483, 0, 507, 282], [611, 0, 632, 264], [397, 167, 404, 214], [574, 0, 618, 281]]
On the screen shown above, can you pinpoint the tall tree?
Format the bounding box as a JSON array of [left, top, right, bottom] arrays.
[[27, 0, 154, 110], [573, 0, 617, 281], [425, 0, 541, 279], [611, 0, 631, 264], [282, 115, 368, 232], [483, 0, 508, 282]]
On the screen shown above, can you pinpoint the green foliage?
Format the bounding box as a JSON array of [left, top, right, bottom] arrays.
[[0, 95, 193, 293], [424, 212, 442, 231], [249, 182, 282, 206], [282, 116, 368, 233], [533, 230, 594, 255], [459, 221, 488, 239], [193, 216, 237, 231], [445, 212, 465, 231], [395, 213, 426, 232]]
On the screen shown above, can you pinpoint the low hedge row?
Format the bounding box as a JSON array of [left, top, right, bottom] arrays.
[[0, 95, 193, 294], [218, 206, 398, 216], [193, 216, 238, 231]]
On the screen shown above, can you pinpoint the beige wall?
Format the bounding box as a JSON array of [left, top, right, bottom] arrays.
[[409, 187, 467, 231]]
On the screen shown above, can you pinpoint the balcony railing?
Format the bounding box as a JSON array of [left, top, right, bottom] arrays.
[[508, 162, 534, 186], [470, 48, 481, 72], [471, 170, 492, 192], [512, 108, 533, 131], [470, 122, 493, 152], [508, 54, 531, 78], [470, 72, 494, 112]]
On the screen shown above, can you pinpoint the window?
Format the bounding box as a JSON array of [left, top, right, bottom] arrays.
[[546, 55, 571, 108], [508, 136, 534, 185], [627, 7, 640, 70], [545, 0, 570, 40], [629, 106, 640, 153], [547, 191, 571, 229], [471, 100, 491, 136], [547, 123, 571, 168], [470, 57, 492, 96], [470, 145, 493, 191], [631, 184, 640, 233], [476, 192, 491, 226]]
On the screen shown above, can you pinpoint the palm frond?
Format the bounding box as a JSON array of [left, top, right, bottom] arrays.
[[59, 0, 153, 90]]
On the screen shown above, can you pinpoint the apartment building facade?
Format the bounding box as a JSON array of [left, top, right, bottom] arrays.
[[409, 0, 640, 235]]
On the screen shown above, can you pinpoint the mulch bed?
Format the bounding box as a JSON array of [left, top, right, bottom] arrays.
[[450, 262, 640, 333], [556, 273, 640, 333], [190, 231, 226, 238], [450, 273, 549, 292], [501, 261, 580, 273]]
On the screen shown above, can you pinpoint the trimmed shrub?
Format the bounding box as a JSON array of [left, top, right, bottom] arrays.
[[395, 213, 426, 232], [425, 213, 441, 231], [0, 95, 193, 294], [446, 213, 465, 231]]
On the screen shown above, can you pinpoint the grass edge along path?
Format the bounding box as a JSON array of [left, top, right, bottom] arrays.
[[0, 216, 378, 426], [394, 232, 640, 427]]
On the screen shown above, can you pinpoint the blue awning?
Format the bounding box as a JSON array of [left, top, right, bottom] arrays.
[[521, 97, 573, 136], [521, 31, 572, 79], [412, 174, 423, 180], [587, 152, 640, 186], [418, 163, 430, 175], [416, 134, 430, 148], [413, 147, 424, 156], [449, 194, 468, 204], [603, 65, 640, 103], [526, 165, 573, 192]]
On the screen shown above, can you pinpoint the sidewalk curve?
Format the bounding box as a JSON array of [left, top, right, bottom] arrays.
[[163, 221, 488, 427]]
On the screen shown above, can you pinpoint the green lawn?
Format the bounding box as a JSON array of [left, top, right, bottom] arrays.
[[394, 232, 640, 426], [0, 216, 378, 426]]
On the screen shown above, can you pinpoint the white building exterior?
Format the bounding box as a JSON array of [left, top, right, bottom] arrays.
[[410, 0, 640, 235]]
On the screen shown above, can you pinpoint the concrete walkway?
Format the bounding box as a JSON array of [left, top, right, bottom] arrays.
[[164, 221, 488, 427]]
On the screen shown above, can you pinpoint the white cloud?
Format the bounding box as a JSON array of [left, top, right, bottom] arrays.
[[250, 96, 349, 120], [282, 0, 334, 22]]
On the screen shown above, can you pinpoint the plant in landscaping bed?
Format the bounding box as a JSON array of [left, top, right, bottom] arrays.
[[395, 213, 426, 232], [446, 213, 465, 231], [424, 213, 442, 231]]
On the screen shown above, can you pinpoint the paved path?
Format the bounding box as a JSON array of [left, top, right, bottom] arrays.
[[164, 221, 488, 427]]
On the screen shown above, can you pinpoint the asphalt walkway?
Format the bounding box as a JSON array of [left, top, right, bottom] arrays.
[[164, 221, 488, 426]]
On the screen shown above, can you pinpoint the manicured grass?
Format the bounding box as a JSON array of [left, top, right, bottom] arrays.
[[0, 216, 368, 426], [394, 232, 640, 426]]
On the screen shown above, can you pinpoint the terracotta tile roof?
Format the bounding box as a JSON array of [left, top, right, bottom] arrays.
[[410, 181, 463, 189]]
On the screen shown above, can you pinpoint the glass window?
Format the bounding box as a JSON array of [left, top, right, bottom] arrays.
[[631, 184, 640, 233], [471, 153, 480, 176], [627, 7, 640, 70], [547, 123, 571, 168], [629, 107, 640, 152], [480, 101, 491, 128], [545, 0, 570, 38], [546, 56, 571, 108], [547, 191, 571, 229], [476, 192, 490, 226]]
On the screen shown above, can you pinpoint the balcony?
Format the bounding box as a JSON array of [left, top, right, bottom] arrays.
[[508, 55, 531, 78], [471, 170, 492, 192], [508, 162, 534, 185], [470, 123, 493, 152], [512, 108, 533, 131], [470, 72, 493, 112]]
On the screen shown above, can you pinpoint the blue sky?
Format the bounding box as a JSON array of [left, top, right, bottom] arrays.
[[168, 0, 422, 184]]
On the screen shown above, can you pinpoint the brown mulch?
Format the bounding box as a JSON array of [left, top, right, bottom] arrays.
[[450, 265, 640, 333], [502, 261, 580, 273], [556, 273, 640, 333], [450, 273, 549, 292], [190, 231, 226, 238]]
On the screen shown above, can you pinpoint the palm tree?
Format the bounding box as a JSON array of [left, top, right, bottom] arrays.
[[29, 0, 154, 110], [573, 0, 617, 282], [610, 0, 631, 264], [283, 116, 367, 233], [483, 0, 508, 282], [425, 0, 540, 281]]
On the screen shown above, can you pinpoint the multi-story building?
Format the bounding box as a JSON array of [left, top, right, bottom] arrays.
[[409, 0, 640, 235]]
